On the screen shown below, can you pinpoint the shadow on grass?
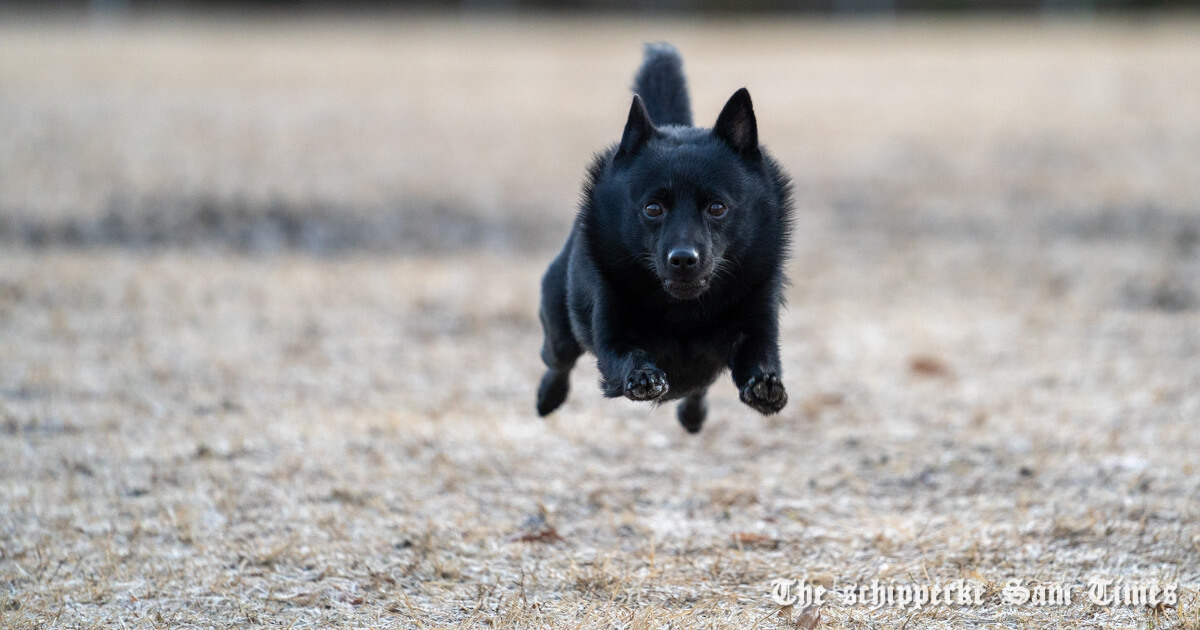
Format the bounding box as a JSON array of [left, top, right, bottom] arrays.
[[0, 196, 569, 256]]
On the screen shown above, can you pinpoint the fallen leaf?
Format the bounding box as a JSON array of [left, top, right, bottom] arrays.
[[730, 532, 778, 549], [909, 354, 953, 378], [513, 527, 564, 543], [795, 605, 822, 629], [509, 507, 564, 543]]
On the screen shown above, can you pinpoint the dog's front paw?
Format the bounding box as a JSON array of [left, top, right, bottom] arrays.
[[625, 366, 669, 401], [740, 373, 787, 415]]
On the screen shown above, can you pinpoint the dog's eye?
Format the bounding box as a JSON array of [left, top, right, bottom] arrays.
[[643, 203, 664, 218], [707, 202, 728, 218]]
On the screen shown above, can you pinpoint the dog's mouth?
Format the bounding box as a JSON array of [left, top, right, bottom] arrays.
[[662, 277, 711, 300]]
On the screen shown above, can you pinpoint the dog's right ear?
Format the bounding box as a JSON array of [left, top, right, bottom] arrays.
[[713, 87, 760, 161], [616, 95, 656, 161]]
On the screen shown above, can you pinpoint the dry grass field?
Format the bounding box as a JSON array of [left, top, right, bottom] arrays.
[[2, 13, 1200, 629]]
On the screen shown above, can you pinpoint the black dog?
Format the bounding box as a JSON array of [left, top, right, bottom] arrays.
[[536, 43, 792, 433]]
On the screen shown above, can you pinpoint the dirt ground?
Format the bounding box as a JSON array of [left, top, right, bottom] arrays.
[[2, 13, 1199, 629]]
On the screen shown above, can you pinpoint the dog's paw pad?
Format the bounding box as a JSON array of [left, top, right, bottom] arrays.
[[624, 367, 669, 401], [740, 373, 787, 415]]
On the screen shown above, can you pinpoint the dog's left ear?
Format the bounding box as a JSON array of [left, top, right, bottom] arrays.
[[713, 88, 760, 161], [616, 95, 656, 162]]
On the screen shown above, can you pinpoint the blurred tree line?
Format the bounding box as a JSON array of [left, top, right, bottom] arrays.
[[3, 0, 1195, 12]]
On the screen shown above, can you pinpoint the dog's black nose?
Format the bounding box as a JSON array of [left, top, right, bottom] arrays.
[[668, 248, 699, 269]]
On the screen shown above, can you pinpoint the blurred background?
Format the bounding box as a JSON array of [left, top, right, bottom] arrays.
[[4, 0, 1198, 12], [2, 2, 1198, 262]]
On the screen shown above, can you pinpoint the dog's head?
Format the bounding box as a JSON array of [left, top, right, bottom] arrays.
[[591, 88, 773, 301]]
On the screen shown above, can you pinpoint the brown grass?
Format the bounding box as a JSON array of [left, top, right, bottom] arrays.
[[2, 13, 1199, 629]]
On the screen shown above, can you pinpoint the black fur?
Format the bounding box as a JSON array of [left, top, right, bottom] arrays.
[[537, 43, 793, 433], [632, 42, 693, 127]]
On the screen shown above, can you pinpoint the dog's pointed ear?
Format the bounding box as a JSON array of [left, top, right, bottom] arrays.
[[616, 95, 656, 161], [713, 88, 760, 160]]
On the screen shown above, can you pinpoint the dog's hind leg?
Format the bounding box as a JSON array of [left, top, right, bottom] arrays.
[[537, 319, 579, 416], [537, 368, 573, 417], [676, 390, 708, 434], [537, 250, 582, 417]]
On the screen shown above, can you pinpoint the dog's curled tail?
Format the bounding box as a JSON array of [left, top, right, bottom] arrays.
[[633, 43, 693, 127]]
